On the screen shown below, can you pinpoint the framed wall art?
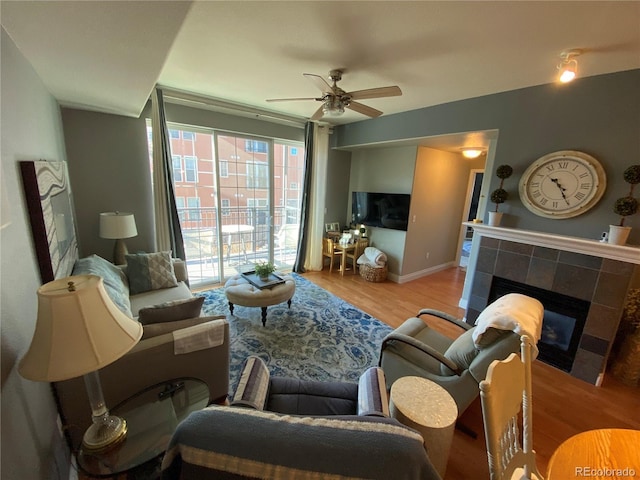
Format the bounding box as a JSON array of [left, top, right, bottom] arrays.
[[20, 160, 78, 283]]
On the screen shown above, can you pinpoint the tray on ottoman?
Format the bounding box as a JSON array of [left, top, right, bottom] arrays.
[[241, 271, 285, 290]]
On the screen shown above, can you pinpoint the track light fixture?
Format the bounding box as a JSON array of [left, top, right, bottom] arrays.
[[557, 49, 583, 83]]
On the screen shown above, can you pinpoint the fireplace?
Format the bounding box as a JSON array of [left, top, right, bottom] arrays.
[[463, 223, 639, 385], [489, 277, 590, 372]]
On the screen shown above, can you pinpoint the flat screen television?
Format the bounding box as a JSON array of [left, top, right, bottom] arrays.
[[352, 192, 411, 231]]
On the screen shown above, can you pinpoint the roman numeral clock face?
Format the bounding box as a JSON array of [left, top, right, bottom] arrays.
[[519, 151, 606, 219]]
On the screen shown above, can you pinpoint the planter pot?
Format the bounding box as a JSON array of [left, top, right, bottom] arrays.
[[487, 212, 503, 226], [608, 225, 632, 245]]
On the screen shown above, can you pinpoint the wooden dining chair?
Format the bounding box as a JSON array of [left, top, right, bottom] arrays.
[[345, 238, 369, 274], [479, 335, 543, 480], [322, 237, 342, 273]]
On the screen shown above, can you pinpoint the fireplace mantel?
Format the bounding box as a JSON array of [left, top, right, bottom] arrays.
[[463, 222, 640, 265]]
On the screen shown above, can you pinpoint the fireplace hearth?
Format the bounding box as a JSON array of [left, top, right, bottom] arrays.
[[490, 277, 590, 372]]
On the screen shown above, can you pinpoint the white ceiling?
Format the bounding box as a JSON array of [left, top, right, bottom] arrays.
[[2, 1, 639, 148]]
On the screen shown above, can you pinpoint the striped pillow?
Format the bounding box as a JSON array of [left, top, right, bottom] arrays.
[[126, 251, 178, 295]]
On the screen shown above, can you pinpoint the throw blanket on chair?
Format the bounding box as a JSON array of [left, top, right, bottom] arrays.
[[472, 293, 544, 357], [161, 405, 440, 479]]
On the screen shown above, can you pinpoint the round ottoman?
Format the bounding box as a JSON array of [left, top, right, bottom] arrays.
[[224, 274, 295, 326]]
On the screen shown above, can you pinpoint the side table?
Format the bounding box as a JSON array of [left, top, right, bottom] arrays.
[[389, 376, 458, 477], [77, 378, 209, 478]]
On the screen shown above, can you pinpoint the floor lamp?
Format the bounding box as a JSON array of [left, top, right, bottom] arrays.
[[99, 212, 137, 265], [19, 275, 143, 452]]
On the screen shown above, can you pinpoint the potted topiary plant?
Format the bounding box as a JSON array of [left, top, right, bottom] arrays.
[[254, 261, 276, 281], [609, 165, 640, 245], [488, 164, 513, 226]]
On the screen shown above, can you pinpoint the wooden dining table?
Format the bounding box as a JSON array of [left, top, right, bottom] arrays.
[[546, 428, 640, 480]]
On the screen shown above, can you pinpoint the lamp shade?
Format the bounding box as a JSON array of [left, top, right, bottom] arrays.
[[99, 212, 137, 239], [19, 275, 142, 382]]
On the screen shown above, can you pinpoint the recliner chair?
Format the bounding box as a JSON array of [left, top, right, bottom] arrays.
[[161, 356, 442, 479], [379, 294, 544, 418]]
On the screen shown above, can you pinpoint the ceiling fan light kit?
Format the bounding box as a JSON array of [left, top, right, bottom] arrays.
[[557, 49, 582, 83], [266, 69, 402, 121]]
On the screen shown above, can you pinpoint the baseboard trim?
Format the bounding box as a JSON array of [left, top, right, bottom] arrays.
[[394, 262, 456, 284]]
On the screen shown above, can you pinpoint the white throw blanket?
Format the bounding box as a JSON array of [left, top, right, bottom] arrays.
[[173, 319, 226, 355], [357, 247, 387, 267], [473, 293, 544, 355]]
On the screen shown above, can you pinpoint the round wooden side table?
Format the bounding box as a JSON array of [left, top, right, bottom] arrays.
[[389, 376, 458, 477], [547, 428, 640, 480]]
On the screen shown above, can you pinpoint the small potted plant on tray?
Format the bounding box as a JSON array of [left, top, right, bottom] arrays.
[[489, 164, 513, 226], [254, 261, 276, 281], [609, 165, 640, 245]]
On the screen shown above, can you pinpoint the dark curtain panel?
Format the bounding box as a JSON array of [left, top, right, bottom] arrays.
[[154, 88, 186, 260], [293, 122, 315, 273]]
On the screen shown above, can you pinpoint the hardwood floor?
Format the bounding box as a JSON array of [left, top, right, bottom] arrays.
[[303, 267, 640, 480]]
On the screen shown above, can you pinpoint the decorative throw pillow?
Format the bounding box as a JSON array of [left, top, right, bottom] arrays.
[[126, 251, 178, 295], [137, 297, 204, 325], [72, 254, 133, 317], [440, 329, 479, 376]]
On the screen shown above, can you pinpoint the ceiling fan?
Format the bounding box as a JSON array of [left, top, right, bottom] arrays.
[[266, 69, 402, 121]]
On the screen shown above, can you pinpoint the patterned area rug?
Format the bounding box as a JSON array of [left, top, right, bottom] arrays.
[[197, 273, 392, 393]]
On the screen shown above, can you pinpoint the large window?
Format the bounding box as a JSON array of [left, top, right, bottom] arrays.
[[147, 121, 304, 287]]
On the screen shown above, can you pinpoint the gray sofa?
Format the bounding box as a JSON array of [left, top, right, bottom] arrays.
[[54, 254, 230, 452]]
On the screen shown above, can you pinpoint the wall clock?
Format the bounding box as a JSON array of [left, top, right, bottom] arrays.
[[519, 150, 606, 219]]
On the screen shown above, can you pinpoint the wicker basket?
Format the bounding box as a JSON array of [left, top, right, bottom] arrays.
[[359, 263, 388, 282]]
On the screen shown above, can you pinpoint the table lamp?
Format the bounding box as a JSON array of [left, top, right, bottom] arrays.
[[99, 212, 137, 265], [19, 275, 143, 452]]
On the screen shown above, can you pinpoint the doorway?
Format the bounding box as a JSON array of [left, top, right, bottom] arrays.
[[457, 169, 484, 268]]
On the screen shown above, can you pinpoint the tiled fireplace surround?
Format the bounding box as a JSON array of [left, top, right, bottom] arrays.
[[465, 225, 639, 385]]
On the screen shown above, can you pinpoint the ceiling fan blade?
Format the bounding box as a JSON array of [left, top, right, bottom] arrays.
[[349, 86, 402, 100], [310, 105, 325, 121], [347, 101, 383, 118], [266, 97, 318, 102], [304, 73, 333, 94]]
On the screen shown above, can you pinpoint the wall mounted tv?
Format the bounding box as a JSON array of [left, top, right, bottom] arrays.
[[352, 192, 411, 231]]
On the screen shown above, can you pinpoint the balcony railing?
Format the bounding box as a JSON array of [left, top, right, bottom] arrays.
[[177, 206, 299, 286]]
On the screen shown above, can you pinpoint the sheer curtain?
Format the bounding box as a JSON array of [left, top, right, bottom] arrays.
[[294, 122, 328, 272], [150, 88, 185, 260]]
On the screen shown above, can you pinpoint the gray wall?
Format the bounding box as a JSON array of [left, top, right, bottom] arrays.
[[348, 146, 416, 275], [62, 108, 154, 260], [325, 148, 351, 228], [62, 101, 306, 259], [1, 28, 70, 480], [334, 70, 640, 245]]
